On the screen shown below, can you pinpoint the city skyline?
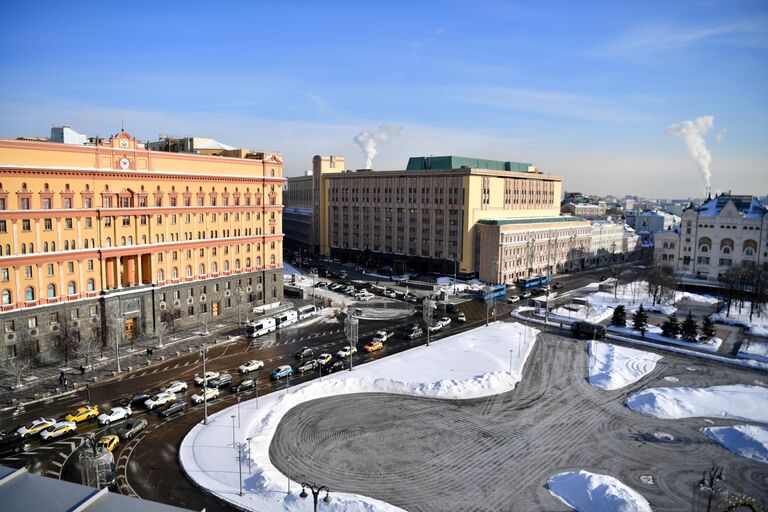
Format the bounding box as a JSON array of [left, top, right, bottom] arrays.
[[1, 1, 766, 197]]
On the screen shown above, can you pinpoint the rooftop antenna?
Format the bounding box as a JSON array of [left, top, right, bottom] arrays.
[[121, 119, 124, 132]]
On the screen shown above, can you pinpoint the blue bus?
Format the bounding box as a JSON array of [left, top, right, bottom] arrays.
[[481, 284, 507, 300], [517, 274, 550, 290]]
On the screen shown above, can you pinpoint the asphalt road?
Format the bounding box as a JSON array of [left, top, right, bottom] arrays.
[[270, 332, 768, 512]]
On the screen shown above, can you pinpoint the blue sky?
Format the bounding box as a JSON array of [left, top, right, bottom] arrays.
[[1, 0, 766, 198]]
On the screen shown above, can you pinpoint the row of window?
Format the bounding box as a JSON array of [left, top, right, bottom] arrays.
[[1, 278, 97, 305], [156, 255, 277, 281], [4, 306, 98, 333]]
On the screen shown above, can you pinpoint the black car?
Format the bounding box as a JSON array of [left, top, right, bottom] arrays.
[[209, 373, 232, 388], [231, 379, 256, 394], [121, 393, 151, 408], [553, 282, 564, 290], [570, 321, 607, 340], [0, 430, 29, 458], [323, 360, 346, 374], [159, 400, 187, 418], [295, 347, 314, 360]]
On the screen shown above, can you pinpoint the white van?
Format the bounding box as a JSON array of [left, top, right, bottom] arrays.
[[297, 305, 317, 320], [275, 310, 298, 328], [246, 317, 276, 337]]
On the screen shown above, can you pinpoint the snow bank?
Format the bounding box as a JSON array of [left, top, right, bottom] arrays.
[[626, 384, 768, 423], [547, 470, 652, 512], [738, 341, 768, 364], [436, 276, 485, 293], [583, 280, 719, 319], [712, 302, 768, 336], [702, 425, 768, 464], [608, 326, 723, 353], [587, 340, 662, 390], [180, 321, 539, 512], [282, 261, 304, 276], [545, 303, 613, 324]]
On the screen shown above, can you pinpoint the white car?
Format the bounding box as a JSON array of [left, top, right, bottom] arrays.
[[191, 387, 220, 404], [357, 293, 374, 302], [336, 346, 358, 358], [428, 322, 443, 333], [163, 381, 188, 393], [16, 417, 57, 438], [507, 295, 521, 303], [145, 391, 176, 410], [98, 406, 132, 426], [383, 289, 397, 298], [440, 316, 451, 326], [238, 360, 265, 374], [40, 421, 77, 441], [194, 371, 220, 385], [457, 312, 466, 323]]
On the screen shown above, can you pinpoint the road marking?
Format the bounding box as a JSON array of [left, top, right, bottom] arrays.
[[173, 363, 180, 369], [50, 460, 63, 468], [46, 470, 59, 477]]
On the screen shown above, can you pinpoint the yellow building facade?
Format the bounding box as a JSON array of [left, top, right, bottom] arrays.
[[0, 131, 284, 361]]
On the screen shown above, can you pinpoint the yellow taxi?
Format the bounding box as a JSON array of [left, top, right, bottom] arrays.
[[98, 434, 120, 453], [363, 340, 383, 353], [64, 405, 100, 423]]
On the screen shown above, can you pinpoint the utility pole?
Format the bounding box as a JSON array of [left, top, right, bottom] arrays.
[[422, 297, 435, 346], [114, 316, 121, 373], [344, 313, 358, 371], [200, 344, 209, 425]]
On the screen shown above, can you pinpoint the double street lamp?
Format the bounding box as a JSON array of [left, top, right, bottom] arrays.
[[300, 481, 331, 511]]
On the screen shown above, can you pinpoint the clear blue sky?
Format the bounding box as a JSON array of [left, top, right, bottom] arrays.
[[1, 0, 766, 198]]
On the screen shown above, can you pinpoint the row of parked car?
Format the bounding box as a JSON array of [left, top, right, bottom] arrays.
[[317, 280, 420, 304], [507, 282, 564, 303]]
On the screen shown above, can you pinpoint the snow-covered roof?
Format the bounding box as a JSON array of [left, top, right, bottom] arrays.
[[696, 195, 767, 219], [193, 138, 237, 151]]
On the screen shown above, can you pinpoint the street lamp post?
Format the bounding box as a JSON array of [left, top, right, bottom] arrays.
[[300, 481, 331, 512], [200, 344, 209, 425], [236, 441, 244, 496], [231, 415, 236, 447], [255, 378, 260, 408], [246, 436, 253, 473], [344, 313, 358, 371], [236, 286, 243, 332], [422, 297, 435, 347], [237, 395, 241, 428], [114, 317, 122, 373], [509, 349, 513, 374]]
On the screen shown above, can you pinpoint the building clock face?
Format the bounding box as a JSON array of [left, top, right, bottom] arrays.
[[119, 157, 130, 170], [119, 139, 129, 148]]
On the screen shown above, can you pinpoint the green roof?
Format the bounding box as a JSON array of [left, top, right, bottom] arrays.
[[477, 216, 584, 226], [406, 156, 532, 172]]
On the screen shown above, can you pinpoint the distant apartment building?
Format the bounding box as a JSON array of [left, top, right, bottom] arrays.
[[49, 126, 88, 145], [560, 202, 607, 219], [655, 195, 768, 280], [587, 221, 641, 267], [634, 210, 680, 244], [0, 130, 284, 362]]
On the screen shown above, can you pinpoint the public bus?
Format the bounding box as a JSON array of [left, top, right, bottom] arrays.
[[481, 284, 507, 300], [246, 317, 276, 338], [297, 305, 317, 320], [517, 274, 550, 290], [275, 310, 298, 328]]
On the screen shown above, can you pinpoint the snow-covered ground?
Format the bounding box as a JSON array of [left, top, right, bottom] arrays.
[[282, 261, 304, 276], [545, 304, 614, 324], [712, 302, 768, 336], [435, 276, 486, 294], [583, 281, 719, 318], [701, 425, 768, 464], [738, 340, 768, 364], [626, 384, 768, 423], [547, 470, 652, 512], [608, 325, 723, 353], [587, 340, 663, 390], [180, 321, 539, 512]]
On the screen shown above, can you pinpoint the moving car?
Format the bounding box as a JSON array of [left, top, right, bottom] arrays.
[[98, 435, 120, 453], [428, 322, 442, 333], [553, 281, 564, 290], [372, 330, 394, 343], [336, 345, 358, 358], [363, 340, 383, 352], [159, 400, 188, 418], [194, 371, 220, 385], [231, 379, 256, 394], [317, 353, 333, 365], [16, 418, 56, 438], [297, 359, 319, 373], [521, 291, 532, 299], [270, 365, 294, 380], [457, 312, 466, 323], [64, 405, 99, 423], [570, 321, 607, 340], [383, 289, 397, 298], [144, 391, 176, 410], [357, 292, 374, 301], [329, 283, 343, 291], [324, 360, 346, 373], [121, 393, 151, 408], [0, 431, 29, 457], [295, 347, 314, 360], [407, 327, 423, 340], [238, 359, 265, 374], [507, 295, 521, 303], [191, 387, 220, 404], [209, 373, 232, 388], [440, 316, 451, 326], [98, 406, 132, 426], [40, 421, 77, 441], [163, 381, 188, 393], [118, 419, 148, 440]]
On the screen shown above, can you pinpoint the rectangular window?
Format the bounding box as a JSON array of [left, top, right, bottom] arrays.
[[87, 260, 94, 271], [65, 218, 73, 229], [63, 198, 72, 209], [84, 217, 92, 228], [173, 290, 180, 300], [49, 312, 58, 324], [44, 218, 53, 230], [28, 316, 37, 329], [4, 320, 14, 333], [104, 216, 112, 226], [0, 220, 5, 233], [84, 197, 92, 208], [0, 268, 8, 281], [47, 263, 54, 276], [122, 216, 131, 226], [103, 197, 112, 208], [89, 305, 98, 317], [24, 266, 32, 279], [70, 309, 79, 320], [22, 219, 31, 231], [42, 198, 51, 209], [20, 197, 30, 210], [67, 262, 74, 273], [187, 305, 194, 316]]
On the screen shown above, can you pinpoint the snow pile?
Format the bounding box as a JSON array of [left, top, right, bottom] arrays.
[[436, 276, 485, 293], [584, 280, 719, 318], [712, 302, 768, 336], [608, 325, 723, 353], [738, 341, 768, 364], [547, 470, 652, 512], [180, 321, 539, 512], [626, 384, 768, 422], [679, 292, 719, 304], [588, 340, 662, 390], [545, 303, 613, 324], [702, 425, 768, 464]]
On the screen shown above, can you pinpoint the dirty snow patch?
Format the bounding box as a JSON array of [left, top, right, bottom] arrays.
[[547, 470, 652, 512]]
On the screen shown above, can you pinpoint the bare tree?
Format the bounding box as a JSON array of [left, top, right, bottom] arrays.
[[77, 326, 101, 368], [3, 331, 36, 389], [161, 306, 181, 335], [154, 320, 170, 348], [52, 314, 80, 364]]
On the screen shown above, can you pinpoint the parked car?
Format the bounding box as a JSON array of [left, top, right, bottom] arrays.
[[324, 360, 346, 373], [317, 353, 333, 365], [191, 387, 220, 404], [118, 419, 148, 440], [403, 294, 419, 303], [553, 281, 564, 290], [570, 321, 607, 340], [329, 283, 344, 291], [270, 365, 294, 380], [98, 406, 132, 426], [363, 340, 383, 352], [159, 400, 188, 418], [440, 316, 451, 326], [162, 381, 188, 394], [336, 345, 358, 358], [238, 359, 265, 374], [407, 327, 424, 340], [40, 421, 77, 441], [314, 281, 329, 288], [457, 312, 466, 323], [145, 391, 176, 410], [507, 295, 521, 303], [297, 359, 319, 373], [295, 347, 314, 360], [383, 289, 397, 298], [428, 322, 442, 333], [194, 371, 220, 386], [121, 393, 151, 408], [98, 434, 120, 453], [231, 379, 256, 394], [16, 418, 56, 438], [64, 405, 99, 423], [357, 292, 374, 301], [209, 373, 232, 388], [521, 291, 532, 299]]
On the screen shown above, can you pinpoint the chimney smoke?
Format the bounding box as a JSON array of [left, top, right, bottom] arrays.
[[666, 115, 715, 196], [353, 124, 403, 169]]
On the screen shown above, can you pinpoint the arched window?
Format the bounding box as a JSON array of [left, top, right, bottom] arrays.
[[87, 279, 95, 292], [270, 254, 275, 265], [105, 237, 111, 247], [25, 287, 35, 302], [128, 236, 133, 245], [157, 269, 164, 282], [120, 236, 126, 246], [142, 235, 147, 244], [235, 259, 241, 270], [47, 284, 56, 298], [171, 267, 178, 279], [224, 260, 230, 271], [71, 240, 75, 250], [29, 243, 34, 253], [1, 290, 11, 305], [83, 240, 89, 249], [212, 261, 218, 274], [256, 256, 262, 267], [722, 247, 731, 255], [44, 242, 49, 252], [21, 243, 26, 254], [4, 244, 10, 255], [64, 241, 69, 250], [67, 281, 76, 295], [245, 257, 251, 268], [199, 264, 205, 275], [185, 265, 192, 278]]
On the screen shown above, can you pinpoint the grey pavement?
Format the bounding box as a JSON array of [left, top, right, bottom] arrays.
[[270, 332, 768, 512]]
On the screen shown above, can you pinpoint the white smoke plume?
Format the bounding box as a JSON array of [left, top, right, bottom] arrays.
[[353, 124, 403, 169], [666, 115, 715, 193]]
